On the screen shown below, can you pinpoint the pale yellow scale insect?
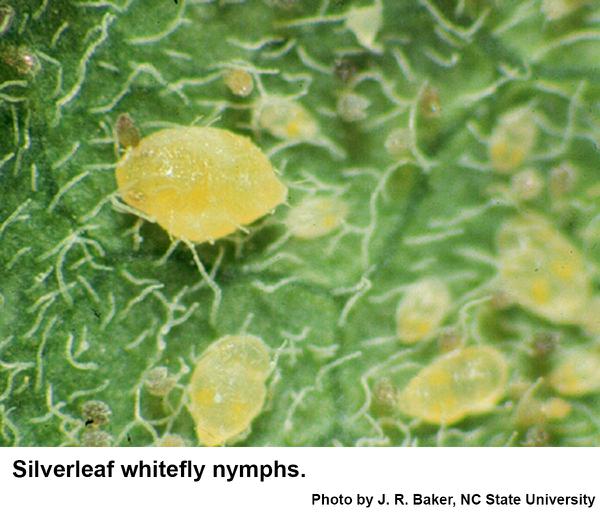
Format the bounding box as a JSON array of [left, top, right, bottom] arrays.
[[514, 381, 571, 427], [489, 106, 538, 173], [510, 168, 544, 201], [286, 196, 348, 239], [549, 348, 600, 396], [396, 346, 509, 425], [336, 92, 370, 122], [579, 297, 600, 335], [143, 367, 176, 397], [344, 0, 383, 53], [115, 126, 287, 244], [497, 212, 591, 326], [549, 162, 577, 199], [187, 335, 271, 446], [223, 68, 254, 97], [385, 128, 411, 159], [395, 278, 451, 344], [258, 97, 318, 141], [542, 397, 572, 419]]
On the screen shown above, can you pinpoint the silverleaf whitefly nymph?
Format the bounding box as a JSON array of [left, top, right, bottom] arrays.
[[115, 124, 287, 244]]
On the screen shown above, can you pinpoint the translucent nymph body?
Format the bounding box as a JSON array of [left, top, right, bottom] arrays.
[[549, 349, 600, 396], [395, 278, 451, 344], [397, 346, 508, 425], [187, 335, 271, 446], [258, 98, 318, 140], [515, 395, 571, 426], [385, 128, 411, 159], [489, 106, 537, 173], [580, 297, 600, 335], [514, 381, 571, 427], [336, 92, 370, 122], [224, 68, 254, 97], [286, 197, 348, 239], [115, 127, 287, 243], [497, 212, 591, 325], [144, 367, 176, 397], [344, 0, 383, 53], [510, 168, 544, 201]]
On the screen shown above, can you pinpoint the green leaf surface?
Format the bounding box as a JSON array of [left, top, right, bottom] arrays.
[[1, 0, 599, 446]]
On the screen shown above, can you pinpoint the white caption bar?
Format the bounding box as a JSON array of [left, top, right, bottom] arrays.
[[1, 448, 597, 516]]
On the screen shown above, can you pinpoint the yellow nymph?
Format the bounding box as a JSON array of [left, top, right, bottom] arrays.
[[395, 277, 451, 344], [258, 97, 318, 141], [549, 348, 600, 396], [497, 212, 591, 326], [344, 0, 383, 53], [513, 381, 571, 427], [489, 106, 537, 173], [224, 68, 254, 97], [115, 126, 287, 243], [397, 346, 508, 425], [286, 196, 348, 239], [187, 335, 271, 446]]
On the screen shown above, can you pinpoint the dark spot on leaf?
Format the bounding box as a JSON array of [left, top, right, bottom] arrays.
[[115, 113, 141, 149]]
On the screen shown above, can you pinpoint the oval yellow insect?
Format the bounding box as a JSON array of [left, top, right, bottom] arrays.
[[397, 346, 508, 425], [144, 366, 176, 397], [549, 161, 577, 198], [395, 278, 451, 344], [336, 92, 370, 122], [514, 382, 571, 427], [489, 106, 537, 173], [579, 297, 600, 335], [224, 68, 253, 97], [258, 97, 318, 140], [187, 335, 271, 446], [115, 127, 287, 243], [549, 348, 600, 396], [344, 0, 383, 53], [497, 212, 591, 325], [510, 168, 543, 201], [385, 128, 411, 159], [286, 196, 348, 239]]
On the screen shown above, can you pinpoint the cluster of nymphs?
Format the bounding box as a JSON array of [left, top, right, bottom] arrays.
[[111, 99, 598, 446], [385, 205, 600, 431], [112, 92, 597, 446], [112, 101, 349, 445], [487, 105, 578, 208], [113, 95, 346, 247], [79, 400, 113, 446], [379, 98, 597, 440], [371, 99, 599, 440], [104, 0, 598, 446]]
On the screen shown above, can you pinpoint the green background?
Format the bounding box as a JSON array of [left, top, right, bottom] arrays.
[[1, 0, 599, 446]]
